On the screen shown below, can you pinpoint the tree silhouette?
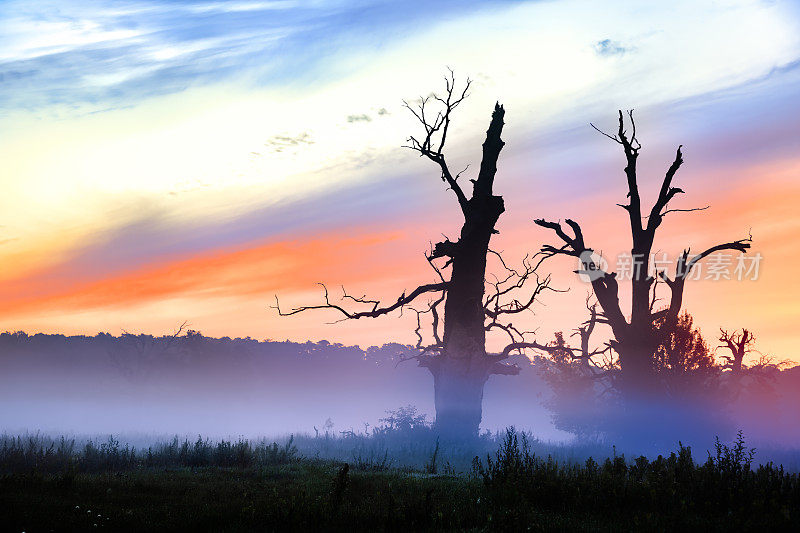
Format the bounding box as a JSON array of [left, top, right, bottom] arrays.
[[540, 310, 735, 443], [275, 72, 551, 438], [655, 312, 715, 374], [717, 328, 790, 399], [653, 311, 721, 400], [536, 328, 615, 438], [718, 329, 755, 374], [534, 111, 751, 398]]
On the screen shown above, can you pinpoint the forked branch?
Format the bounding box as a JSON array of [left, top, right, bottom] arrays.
[[403, 69, 471, 214]]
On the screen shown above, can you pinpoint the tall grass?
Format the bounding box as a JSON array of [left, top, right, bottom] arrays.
[[0, 433, 297, 473], [473, 428, 800, 529], [2, 428, 800, 529]]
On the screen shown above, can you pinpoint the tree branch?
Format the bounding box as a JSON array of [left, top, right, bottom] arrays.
[[682, 236, 753, 277], [273, 282, 447, 321], [403, 70, 471, 215]]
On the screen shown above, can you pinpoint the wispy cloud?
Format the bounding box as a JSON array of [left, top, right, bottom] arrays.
[[347, 114, 372, 123], [0, 0, 514, 112], [264, 132, 314, 153], [346, 108, 390, 123], [594, 38, 631, 56]]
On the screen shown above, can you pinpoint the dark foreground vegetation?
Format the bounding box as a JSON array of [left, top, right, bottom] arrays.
[[1, 430, 798, 532]]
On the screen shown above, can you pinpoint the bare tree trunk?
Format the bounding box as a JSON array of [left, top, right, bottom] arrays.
[[426, 103, 506, 439], [431, 358, 488, 437], [432, 227, 497, 436], [616, 333, 659, 401]]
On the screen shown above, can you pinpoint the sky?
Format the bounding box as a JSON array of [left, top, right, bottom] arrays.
[[1, 0, 799, 362]]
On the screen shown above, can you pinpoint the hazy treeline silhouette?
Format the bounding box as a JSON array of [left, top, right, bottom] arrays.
[[538, 311, 800, 449], [540, 364, 800, 450], [0, 330, 552, 439], [1, 329, 799, 450]]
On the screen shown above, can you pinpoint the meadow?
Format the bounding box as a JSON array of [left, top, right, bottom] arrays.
[[2, 427, 799, 532]]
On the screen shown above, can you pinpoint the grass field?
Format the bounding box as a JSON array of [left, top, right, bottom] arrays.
[[1, 430, 799, 531]]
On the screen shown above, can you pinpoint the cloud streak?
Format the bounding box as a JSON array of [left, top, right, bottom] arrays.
[[0, 0, 518, 112]]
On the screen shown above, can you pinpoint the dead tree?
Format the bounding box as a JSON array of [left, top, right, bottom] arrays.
[[275, 73, 550, 438], [718, 329, 754, 374], [535, 111, 751, 397], [717, 329, 788, 377]]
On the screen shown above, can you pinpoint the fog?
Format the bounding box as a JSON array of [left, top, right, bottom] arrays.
[[0, 332, 565, 442], [2, 331, 798, 464]]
